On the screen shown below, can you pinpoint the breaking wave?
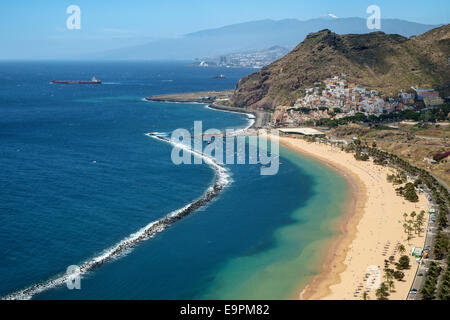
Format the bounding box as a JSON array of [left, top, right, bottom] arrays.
[[2, 133, 230, 300]]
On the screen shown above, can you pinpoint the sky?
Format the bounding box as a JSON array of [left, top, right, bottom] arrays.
[[0, 0, 449, 59]]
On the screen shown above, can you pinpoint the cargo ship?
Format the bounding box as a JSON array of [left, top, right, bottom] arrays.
[[51, 76, 101, 84]]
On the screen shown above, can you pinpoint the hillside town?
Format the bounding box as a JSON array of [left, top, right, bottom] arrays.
[[273, 75, 445, 126]]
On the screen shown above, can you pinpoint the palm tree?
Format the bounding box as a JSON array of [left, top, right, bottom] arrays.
[[407, 234, 413, 245], [407, 225, 414, 237], [376, 283, 389, 300], [416, 220, 423, 237], [388, 280, 395, 293], [403, 223, 408, 234], [411, 211, 417, 221], [384, 269, 393, 282], [362, 291, 369, 300], [398, 244, 406, 255], [417, 211, 424, 229], [403, 213, 408, 221], [419, 210, 426, 219], [375, 288, 384, 300], [416, 215, 424, 226]]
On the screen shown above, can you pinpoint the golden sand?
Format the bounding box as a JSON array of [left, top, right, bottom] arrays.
[[276, 135, 429, 300]]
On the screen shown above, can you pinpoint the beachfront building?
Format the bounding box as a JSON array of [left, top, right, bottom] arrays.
[[412, 87, 444, 107], [423, 96, 445, 107], [279, 128, 326, 137], [411, 247, 423, 258]]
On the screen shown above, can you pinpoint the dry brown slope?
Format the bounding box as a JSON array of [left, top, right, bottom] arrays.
[[233, 25, 450, 110]]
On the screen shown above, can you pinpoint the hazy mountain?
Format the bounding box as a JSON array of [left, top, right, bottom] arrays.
[[96, 17, 440, 60], [232, 25, 450, 109]]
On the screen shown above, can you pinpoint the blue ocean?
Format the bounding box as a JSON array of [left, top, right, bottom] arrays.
[[0, 61, 349, 299]]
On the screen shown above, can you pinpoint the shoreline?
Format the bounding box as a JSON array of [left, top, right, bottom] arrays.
[[146, 95, 431, 300], [6, 96, 257, 300], [2, 133, 231, 300], [277, 137, 366, 300], [145, 91, 267, 129], [275, 135, 429, 300], [206, 103, 257, 129], [145, 90, 234, 104]]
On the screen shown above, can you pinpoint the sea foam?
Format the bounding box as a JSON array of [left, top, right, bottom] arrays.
[[2, 133, 230, 300]]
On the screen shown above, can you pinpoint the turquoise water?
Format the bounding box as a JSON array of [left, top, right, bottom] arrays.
[[0, 61, 348, 299], [198, 147, 349, 299]]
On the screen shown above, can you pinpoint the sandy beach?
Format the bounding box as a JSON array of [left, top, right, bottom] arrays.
[[275, 135, 430, 300]]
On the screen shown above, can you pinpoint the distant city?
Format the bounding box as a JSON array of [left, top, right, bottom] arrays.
[[192, 46, 291, 69]]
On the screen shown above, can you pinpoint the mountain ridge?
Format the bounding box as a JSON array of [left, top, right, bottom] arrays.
[[232, 25, 450, 109], [97, 17, 441, 60]]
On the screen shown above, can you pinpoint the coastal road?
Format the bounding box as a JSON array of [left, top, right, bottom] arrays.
[[407, 188, 436, 301], [408, 239, 434, 300], [416, 135, 445, 141], [431, 174, 450, 193], [408, 258, 448, 300], [406, 189, 449, 300]]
